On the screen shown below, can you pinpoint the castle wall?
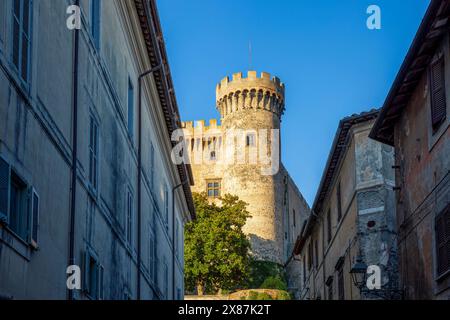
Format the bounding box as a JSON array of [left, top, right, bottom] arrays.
[[182, 71, 310, 266]]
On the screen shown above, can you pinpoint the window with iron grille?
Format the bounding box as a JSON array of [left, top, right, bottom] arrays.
[[435, 203, 450, 278], [12, 0, 32, 83], [430, 56, 447, 131], [206, 180, 221, 198]]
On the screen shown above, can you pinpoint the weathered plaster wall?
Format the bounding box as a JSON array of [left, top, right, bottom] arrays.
[[394, 35, 450, 299], [298, 119, 398, 300]]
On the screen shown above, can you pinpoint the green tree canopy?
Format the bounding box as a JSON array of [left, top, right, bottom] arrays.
[[185, 193, 251, 295]]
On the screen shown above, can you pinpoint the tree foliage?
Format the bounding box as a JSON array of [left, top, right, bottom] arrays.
[[185, 193, 251, 295]]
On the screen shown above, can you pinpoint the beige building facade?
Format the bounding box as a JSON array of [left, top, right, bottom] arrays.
[[294, 111, 398, 300], [0, 0, 194, 300]]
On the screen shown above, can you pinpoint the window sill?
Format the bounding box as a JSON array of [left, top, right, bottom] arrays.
[[0, 225, 33, 261]]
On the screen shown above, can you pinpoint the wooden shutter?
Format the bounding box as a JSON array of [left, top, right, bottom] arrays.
[[430, 57, 447, 130], [436, 204, 450, 277], [29, 188, 39, 248], [0, 157, 10, 223]]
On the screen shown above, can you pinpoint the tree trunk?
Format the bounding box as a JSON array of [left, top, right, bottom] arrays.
[[197, 282, 205, 296]]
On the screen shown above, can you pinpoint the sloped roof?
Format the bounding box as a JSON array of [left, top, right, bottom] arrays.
[[134, 0, 195, 219]]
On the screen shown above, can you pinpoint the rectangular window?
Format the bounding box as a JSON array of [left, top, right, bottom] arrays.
[[127, 77, 134, 139], [89, 115, 99, 191], [327, 209, 332, 244], [435, 204, 450, 277], [337, 182, 342, 222], [246, 134, 255, 146], [0, 157, 39, 245], [90, 0, 100, 50], [84, 250, 104, 300], [206, 180, 221, 198], [430, 56, 447, 131], [338, 267, 345, 300], [9, 171, 28, 240], [12, 0, 32, 83], [126, 190, 133, 245]]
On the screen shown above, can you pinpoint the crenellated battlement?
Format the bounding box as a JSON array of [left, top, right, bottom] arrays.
[[181, 119, 222, 135], [216, 71, 285, 118]]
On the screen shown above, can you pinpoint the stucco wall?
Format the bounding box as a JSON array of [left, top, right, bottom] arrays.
[[394, 35, 450, 300], [0, 0, 190, 300]]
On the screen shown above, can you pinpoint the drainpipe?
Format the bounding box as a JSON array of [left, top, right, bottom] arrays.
[[172, 180, 188, 300], [137, 65, 162, 300], [68, 0, 80, 301]]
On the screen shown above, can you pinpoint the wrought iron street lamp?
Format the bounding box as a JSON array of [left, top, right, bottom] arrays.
[[350, 256, 404, 300], [350, 256, 368, 289]]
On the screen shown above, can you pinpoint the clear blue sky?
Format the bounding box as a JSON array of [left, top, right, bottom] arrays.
[[157, 0, 430, 206]]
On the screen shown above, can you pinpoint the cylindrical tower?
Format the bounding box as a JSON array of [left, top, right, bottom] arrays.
[[216, 71, 286, 264]]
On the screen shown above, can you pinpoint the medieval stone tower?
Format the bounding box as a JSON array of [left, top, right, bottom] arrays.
[[182, 71, 309, 265]]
